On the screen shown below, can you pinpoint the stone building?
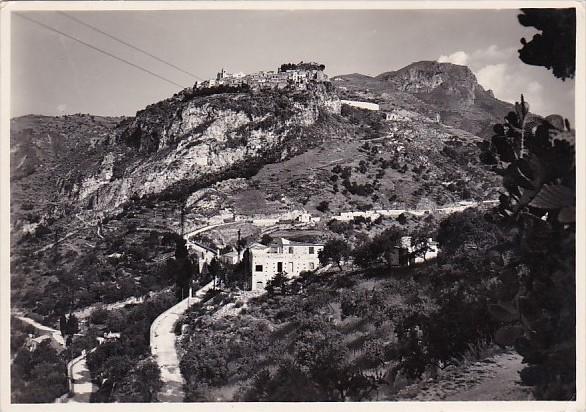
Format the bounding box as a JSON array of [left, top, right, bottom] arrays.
[[247, 237, 324, 290], [194, 62, 329, 93]]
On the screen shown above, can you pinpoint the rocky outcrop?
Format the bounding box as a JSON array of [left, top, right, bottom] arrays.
[[336, 61, 512, 138], [77, 85, 341, 211], [377, 61, 483, 106]]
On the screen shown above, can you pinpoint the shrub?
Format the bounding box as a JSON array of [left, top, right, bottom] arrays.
[[90, 307, 109, 325], [327, 220, 353, 236], [316, 201, 330, 213]]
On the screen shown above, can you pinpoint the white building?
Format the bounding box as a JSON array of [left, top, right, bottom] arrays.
[[219, 250, 241, 265], [331, 210, 381, 222], [340, 100, 380, 111], [252, 217, 280, 227], [297, 212, 312, 223], [248, 238, 324, 290]]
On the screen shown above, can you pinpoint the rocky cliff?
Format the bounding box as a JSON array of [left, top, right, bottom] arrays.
[[376, 61, 482, 104], [73, 84, 341, 211]]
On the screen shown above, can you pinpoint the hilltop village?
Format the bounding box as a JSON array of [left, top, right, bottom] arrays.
[[194, 61, 328, 91]]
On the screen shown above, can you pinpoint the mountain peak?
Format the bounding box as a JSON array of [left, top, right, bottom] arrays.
[[375, 61, 481, 97]]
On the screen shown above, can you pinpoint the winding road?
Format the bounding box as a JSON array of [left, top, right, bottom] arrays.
[[63, 349, 97, 403], [13, 313, 65, 346], [150, 281, 214, 402]]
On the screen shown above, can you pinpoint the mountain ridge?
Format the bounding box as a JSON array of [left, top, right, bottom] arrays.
[[333, 61, 513, 138], [10, 60, 510, 243]]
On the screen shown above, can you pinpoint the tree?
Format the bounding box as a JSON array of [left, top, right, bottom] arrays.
[[260, 234, 273, 246], [518, 9, 576, 80], [316, 201, 330, 213], [59, 314, 67, 336], [436, 208, 500, 256], [318, 239, 351, 270], [397, 213, 408, 225], [292, 325, 369, 401], [266, 271, 289, 295], [208, 257, 223, 290], [103, 355, 133, 393], [409, 225, 435, 262], [376, 227, 403, 268], [172, 235, 195, 300], [114, 358, 162, 402], [65, 314, 79, 336]]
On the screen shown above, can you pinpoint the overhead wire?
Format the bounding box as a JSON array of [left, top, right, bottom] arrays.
[[57, 11, 205, 81], [14, 13, 188, 89]]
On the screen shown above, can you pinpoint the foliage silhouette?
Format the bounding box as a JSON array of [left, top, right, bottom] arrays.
[[517, 9, 576, 80]]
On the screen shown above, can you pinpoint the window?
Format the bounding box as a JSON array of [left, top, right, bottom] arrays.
[[289, 247, 294, 254], [255, 265, 263, 272], [309, 262, 315, 270], [277, 262, 283, 272], [309, 247, 314, 254]]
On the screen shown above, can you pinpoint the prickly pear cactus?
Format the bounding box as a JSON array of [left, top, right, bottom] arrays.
[[480, 96, 575, 400]]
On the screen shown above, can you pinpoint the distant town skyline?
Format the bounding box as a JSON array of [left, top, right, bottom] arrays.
[[11, 9, 575, 122]]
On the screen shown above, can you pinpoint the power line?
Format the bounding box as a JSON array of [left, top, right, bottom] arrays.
[[58, 11, 205, 81], [15, 13, 187, 89]]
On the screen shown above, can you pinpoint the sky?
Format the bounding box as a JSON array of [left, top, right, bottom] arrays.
[[10, 9, 576, 123]]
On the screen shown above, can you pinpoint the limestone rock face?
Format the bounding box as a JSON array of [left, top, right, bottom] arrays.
[[76, 85, 340, 211], [377, 61, 483, 106]]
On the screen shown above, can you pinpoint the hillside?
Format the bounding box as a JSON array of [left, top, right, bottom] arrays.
[[10, 61, 510, 319], [10, 114, 126, 243], [174, 207, 514, 402], [333, 61, 514, 138]]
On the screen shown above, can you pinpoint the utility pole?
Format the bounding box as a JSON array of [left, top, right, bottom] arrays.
[[236, 229, 243, 262]]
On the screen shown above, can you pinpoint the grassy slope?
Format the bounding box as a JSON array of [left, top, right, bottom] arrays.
[[232, 107, 500, 216]]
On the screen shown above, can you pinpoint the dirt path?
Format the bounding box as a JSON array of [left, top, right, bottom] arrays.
[[396, 351, 533, 401], [72, 292, 156, 320], [13, 313, 65, 346]]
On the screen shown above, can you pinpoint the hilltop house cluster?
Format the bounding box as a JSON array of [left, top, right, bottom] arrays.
[[194, 62, 328, 91], [330, 201, 484, 222]]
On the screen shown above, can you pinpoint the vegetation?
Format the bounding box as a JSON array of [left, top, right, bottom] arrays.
[[86, 292, 173, 402], [280, 62, 326, 72], [480, 96, 575, 400], [177, 207, 512, 401], [171, 235, 197, 301], [518, 9, 576, 80], [316, 200, 330, 212], [11, 317, 68, 403], [319, 239, 351, 270], [190, 83, 251, 97]]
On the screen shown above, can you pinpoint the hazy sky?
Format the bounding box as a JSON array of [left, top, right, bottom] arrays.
[[11, 9, 575, 122]]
